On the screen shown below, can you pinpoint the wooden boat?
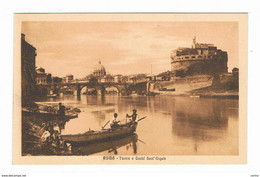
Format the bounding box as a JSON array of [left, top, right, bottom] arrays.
[[71, 134, 138, 155], [22, 109, 78, 120], [145, 91, 160, 96], [61, 122, 138, 144], [46, 94, 57, 98]]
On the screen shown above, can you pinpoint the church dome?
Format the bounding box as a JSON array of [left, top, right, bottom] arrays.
[[94, 61, 106, 72], [93, 61, 106, 77]]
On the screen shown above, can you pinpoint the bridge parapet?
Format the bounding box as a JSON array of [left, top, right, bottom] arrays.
[[44, 80, 149, 96]]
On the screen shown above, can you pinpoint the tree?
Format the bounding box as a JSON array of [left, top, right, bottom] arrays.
[[53, 76, 62, 83], [46, 74, 52, 83]]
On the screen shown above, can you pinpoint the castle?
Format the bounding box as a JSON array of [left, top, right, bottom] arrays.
[[171, 37, 228, 77]]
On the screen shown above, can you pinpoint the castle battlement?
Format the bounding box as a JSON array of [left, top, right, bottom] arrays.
[[171, 37, 228, 77]]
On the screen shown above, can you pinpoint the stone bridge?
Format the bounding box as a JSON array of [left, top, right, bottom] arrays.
[[45, 81, 149, 96]]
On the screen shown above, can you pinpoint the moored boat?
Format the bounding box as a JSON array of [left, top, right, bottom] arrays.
[[22, 109, 78, 120], [145, 91, 160, 96], [46, 94, 57, 98], [61, 122, 138, 144]]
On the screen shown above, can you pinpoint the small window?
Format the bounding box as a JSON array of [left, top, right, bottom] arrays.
[[191, 56, 196, 58]]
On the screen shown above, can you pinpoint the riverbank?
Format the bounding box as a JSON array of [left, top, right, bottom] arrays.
[[22, 103, 81, 155], [147, 73, 238, 98], [22, 114, 71, 155], [188, 85, 239, 99], [151, 86, 238, 98]]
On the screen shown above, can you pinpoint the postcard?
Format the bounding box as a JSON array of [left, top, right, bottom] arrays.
[[13, 13, 247, 164]]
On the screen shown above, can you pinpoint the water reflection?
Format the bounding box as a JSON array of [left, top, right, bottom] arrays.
[[71, 134, 138, 155], [170, 97, 238, 155], [172, 98, 229, 141], [39, 95, 238, 155], [91, 111, 106, 126]]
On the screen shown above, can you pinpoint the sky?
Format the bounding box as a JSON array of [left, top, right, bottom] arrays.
[[22, 21, 238, 78]]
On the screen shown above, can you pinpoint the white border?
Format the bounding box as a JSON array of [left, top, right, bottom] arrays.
[[1, 0, 260, 177]]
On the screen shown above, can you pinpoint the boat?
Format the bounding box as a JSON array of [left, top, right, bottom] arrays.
[[22, 109, 78, 120], [145, 91, 160, 96], [159, 88, 175, 91], [61, 122, 138, 144], [190, 95, 200, 98], [46, 94, 57, 98], [70, 134, 138, 155]]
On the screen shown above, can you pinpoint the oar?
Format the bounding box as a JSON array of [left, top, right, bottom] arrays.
[[138, 139, 146, 144], [102, 120, 110, 129], [137, 116, 147, 122]]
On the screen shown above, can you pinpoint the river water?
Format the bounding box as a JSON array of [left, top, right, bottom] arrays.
[[39, 94, 238, 156]]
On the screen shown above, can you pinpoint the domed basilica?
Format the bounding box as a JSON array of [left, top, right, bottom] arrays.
[[93, 61, 106, 77]]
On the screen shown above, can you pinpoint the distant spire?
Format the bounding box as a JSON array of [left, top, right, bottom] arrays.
[[192, 36, 197, 48], [98, 60, 101, 64], [193, 36, 196, 44]]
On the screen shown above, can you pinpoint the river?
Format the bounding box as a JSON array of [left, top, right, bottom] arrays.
[[38, 94, 239, 156]]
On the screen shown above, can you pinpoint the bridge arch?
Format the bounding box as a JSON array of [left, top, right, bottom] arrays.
[[59, 85, 77, 94], [78, 85, 97, 95], [45, 84, 76, 95], [103, 85, 121, 94]]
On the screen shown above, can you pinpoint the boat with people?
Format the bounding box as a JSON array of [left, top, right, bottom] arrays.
[[22, 102, 79, 120], [22, 108, 78, 120], [61, 121, 138, 144], [61, 108, 146, 144], [70, 133, 138, 155]]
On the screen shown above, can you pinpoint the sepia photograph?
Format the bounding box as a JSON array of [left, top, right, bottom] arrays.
[[13, 14, 247, 164]]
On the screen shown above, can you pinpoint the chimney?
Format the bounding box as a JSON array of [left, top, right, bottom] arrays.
[[21, 33, 25, 40]]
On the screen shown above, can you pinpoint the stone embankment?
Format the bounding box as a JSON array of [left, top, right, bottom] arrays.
[[189, 84, 238, 99], [149, 74, 238, 98]]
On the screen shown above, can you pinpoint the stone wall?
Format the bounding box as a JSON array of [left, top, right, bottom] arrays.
[[21, 37, 37, 106], [171, 57, 227, 77], [150, 75, 213, 94]]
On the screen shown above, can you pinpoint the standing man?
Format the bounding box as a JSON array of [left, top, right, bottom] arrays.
[[126, 109, 138, 124], [58, 102, 65, 116]]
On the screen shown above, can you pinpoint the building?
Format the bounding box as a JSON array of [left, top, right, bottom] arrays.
[[92, 61, 107, 82], [93, 61, 106, 77], [121, 76, 129, 83], [114, 74, 123, 83], [171, 37, 228, 77], [66, 74, 74, 83], [104, 74, 114, 83], [21, 33, 37, 105], [36, 67, 47, 85], [36, 67, 53, 85], [128, 74, 148, 83], [232, 67, 239, 75], [157, 70, 172, 81]]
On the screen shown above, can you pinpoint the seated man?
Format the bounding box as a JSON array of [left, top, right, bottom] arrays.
[[110, 113, 120, 129]]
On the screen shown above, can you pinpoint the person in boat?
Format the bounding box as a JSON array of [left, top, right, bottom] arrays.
[[126, 109, 138, 124], [110, 113, 120, 129], [58, 102, 65, 116]]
